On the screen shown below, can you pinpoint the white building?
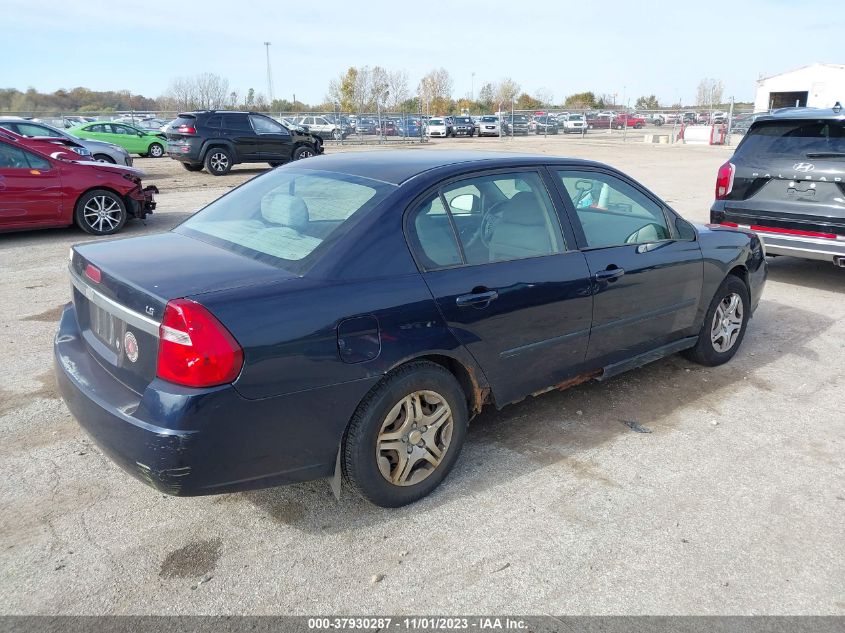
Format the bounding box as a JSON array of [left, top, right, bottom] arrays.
[[754, 63, 845, 112]]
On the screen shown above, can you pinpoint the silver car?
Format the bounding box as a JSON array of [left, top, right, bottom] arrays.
[[476, 115, 501, 136], [0, 118, 133, 165]]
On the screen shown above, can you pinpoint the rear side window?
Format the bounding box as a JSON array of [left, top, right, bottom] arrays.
[[736, 119, 845, 158], [176, 167, 393, 271], [204, 115, 222, 128], [222, 113, 253, 132]]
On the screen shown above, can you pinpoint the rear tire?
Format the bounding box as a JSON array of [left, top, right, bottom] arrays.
[[683, 275, 750, 366], [182, 163, 203, 172], [148, 142, 164, 158], [205, 147, 233, 175], [269, 161, 284, 167], [93, 154, 115, 164], [74, 189, 127, 236], [342, 361, 468, 507]]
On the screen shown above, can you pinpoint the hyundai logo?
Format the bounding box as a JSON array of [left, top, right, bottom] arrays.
[[793, 163, 815, 173]]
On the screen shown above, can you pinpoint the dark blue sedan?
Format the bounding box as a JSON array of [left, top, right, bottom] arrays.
[[55, 151, 766, 507]]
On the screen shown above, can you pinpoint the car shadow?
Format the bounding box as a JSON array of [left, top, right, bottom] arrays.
[[765, 256, 845, 293], [238, 297, 834, 531]]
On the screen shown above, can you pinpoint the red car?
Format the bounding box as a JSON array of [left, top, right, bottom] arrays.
[[0, 135, 156, 235], [589, 113, 646, 130]]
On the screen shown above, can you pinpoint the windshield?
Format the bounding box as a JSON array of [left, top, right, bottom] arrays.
[[455, 118, 471, 123], [481, 116, 497, 122], [736, 119, 845, 158], [429, 119, 444, 125], [176, 167, 395, 271], [568, 115, 584, 121], [512, 115, 528, 122]]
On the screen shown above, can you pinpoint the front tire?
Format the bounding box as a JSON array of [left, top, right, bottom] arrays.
[[342, 361, 468, 507], [148, 142, 164, 158], [74, 189, 127, 236], [205, 147, 232, 175], [93, 153, 115, 164], [292, 145, 316, 160], [683, 275, 750, 366]]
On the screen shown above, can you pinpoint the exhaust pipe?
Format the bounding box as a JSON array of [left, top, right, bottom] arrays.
[[833, 256, 845, 268]]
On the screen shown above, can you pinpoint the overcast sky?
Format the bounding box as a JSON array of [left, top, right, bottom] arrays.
[[2, 0, 841, 106]]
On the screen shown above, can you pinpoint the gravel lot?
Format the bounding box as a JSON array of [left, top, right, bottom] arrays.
[[1, 135, 843, 615]]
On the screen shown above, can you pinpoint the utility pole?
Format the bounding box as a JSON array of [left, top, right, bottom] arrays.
[[471, 72, 475, 102], [264, 42, 274, 102]]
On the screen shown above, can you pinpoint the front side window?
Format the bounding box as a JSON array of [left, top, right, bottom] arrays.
[[176, 167, 394, 271], [409, 171, 565, 269], [0, 143, 50, 170], [556, 170, 671, 248], [250, 115, 284, 134]]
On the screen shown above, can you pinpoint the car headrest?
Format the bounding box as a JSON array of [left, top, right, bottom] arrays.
[[497, 191, 545, 225], [261, 192, 309, 230]]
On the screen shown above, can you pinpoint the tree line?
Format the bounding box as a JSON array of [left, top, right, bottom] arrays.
[[1, 72, 731, 115]]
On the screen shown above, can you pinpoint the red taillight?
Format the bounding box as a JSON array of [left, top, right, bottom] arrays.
[[715, 161, 735, 200], [719, 221, 739, 227], [84, 264, 101, 284], [176, 125, 196, 134], [156, 299, 243, 388]]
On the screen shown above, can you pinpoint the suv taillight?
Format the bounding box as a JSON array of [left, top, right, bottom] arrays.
[[176, 125, 196, 134], [157, 299, 243, 388], [715, 161, 735, 200]]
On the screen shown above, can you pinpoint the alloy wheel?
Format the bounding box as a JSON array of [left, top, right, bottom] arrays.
[[210, 152, 229, 172], [710, 292, 743, 353], [83, 195, 122, 233], [375, 390, 454, 487]]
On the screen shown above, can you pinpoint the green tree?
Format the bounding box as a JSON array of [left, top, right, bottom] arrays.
[[515, 93, 541, 110], [564, 92, 596, 108], [635, 94, 660, 109]]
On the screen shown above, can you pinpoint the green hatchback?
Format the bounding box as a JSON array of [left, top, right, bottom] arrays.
[[70, 122, 167, 158]]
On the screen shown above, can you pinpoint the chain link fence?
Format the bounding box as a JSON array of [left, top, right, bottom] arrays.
[[0, 104, 757, 147]]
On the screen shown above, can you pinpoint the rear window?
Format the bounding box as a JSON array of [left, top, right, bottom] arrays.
[[171, 116, 196, 129], [175, 167, 394, 272], [736, 119, 845, 158]]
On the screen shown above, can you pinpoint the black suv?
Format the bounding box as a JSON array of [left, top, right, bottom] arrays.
[[503, 114, 530, 135], [165, 111, 323, 175], [451, 116, 475, 137], [711, 103, 845, 267]]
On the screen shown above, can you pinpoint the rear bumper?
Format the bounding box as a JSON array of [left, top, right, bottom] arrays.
[[756, 231, 845, 263], [54, 304, 378, 496]]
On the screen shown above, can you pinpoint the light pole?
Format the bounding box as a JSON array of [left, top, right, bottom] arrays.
[[264, 42, 274, 103], [471, 72, 475, 103]]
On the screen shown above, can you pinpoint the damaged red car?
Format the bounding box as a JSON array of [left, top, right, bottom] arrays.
[[0, 131, 156, 235]]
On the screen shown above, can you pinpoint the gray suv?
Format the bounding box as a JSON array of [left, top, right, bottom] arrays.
[[711, 103, 845, 266]]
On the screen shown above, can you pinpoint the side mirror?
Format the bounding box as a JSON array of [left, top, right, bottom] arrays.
[[450, 193, 477, 213], [138, 132, 145, 137]]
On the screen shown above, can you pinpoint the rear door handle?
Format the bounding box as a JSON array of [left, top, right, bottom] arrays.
[[455, 290, 499, 307], [593, 268, 625, 281]]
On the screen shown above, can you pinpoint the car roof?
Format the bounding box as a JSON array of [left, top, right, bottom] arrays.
[[295, 150, 605, 185], [754, 103, 844, 122]]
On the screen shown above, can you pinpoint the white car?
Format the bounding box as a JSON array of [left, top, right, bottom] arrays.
[[426, 117, 449, 138], [476, 115, 501, 137], [563, 114, 587, 134], [294, 115, 346, 140]]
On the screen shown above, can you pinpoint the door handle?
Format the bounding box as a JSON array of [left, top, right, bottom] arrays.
[[593, 267, 625, 281], [455, 289, 499, 308]]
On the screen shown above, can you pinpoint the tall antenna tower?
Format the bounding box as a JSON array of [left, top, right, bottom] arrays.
[[264, 42, 274, 102]]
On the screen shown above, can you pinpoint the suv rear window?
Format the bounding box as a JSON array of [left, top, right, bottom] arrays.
[[171, 116, 196, 129], [736, 119, 845, 158], [176, 167, 394, 271]]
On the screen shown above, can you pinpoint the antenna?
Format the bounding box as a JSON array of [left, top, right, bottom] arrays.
[[264, 42, 274, 102]]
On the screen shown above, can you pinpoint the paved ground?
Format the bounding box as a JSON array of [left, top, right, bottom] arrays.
[[1, 135, 843, 615]]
